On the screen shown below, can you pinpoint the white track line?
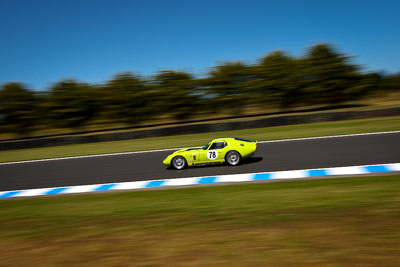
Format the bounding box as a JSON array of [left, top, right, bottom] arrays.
[[1, 130, 399, 166], [257, 130, 400, 143]]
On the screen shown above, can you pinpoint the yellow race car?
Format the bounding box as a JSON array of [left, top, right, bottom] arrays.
[[163, 137, 257, 169]]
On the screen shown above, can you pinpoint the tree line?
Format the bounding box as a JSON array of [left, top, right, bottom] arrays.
[[1, 44, 399, 136]]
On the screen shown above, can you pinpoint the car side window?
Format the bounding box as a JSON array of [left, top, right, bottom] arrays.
[[210, 141, 226, 150]]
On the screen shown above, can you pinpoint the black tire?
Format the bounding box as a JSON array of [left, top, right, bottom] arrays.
[[225, 151, 241, 166], [172, 156, 187, 170]]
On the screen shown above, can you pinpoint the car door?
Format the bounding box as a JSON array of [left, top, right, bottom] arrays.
[[204, 141, 226, 163]]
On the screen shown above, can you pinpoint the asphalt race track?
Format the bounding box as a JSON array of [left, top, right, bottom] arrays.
[[1, 132, 399, 191]]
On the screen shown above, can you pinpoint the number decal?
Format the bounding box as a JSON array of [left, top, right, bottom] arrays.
[[207, 150, 218, 160]]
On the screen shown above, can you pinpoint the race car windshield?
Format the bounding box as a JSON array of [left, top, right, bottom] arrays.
[[202, 143, 210, 150]]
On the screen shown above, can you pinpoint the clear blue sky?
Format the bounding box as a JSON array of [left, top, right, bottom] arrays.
[[1, 0, 399, 90]]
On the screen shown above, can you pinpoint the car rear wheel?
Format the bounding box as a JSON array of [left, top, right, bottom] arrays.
[[225, 151, 241, 166], [172, 156, 187, 170]]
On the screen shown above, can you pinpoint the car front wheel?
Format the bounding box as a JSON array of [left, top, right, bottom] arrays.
[[225, 151, 241, 166], [172, 156, 187, 170]]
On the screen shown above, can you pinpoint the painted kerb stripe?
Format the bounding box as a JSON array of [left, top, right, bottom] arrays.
[[1, 163, 399, 199]]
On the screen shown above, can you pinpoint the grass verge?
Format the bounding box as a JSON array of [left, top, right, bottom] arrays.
[[1, 116, 400, 163], [0, 175, 399, 266]]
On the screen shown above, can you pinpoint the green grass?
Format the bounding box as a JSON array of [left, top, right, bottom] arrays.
[[1, 116, 400, 163], [1, 175, 400, 266]]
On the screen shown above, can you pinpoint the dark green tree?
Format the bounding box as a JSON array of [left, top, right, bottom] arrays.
[[380, 73, 400, 92], [48, 80, 100, 129], [103, 73, 153, 125], [302, 44, 364, 105], [0, 82, 38, 135], [206, 62, 252, 115], [353, 72, 384, 98], [251, 51, 302, 109], [152, 70, 199, 120], [102, 73, 148, 124]]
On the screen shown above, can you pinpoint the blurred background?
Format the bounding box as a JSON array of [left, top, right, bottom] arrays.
[[0, 43, 399, 138], [0, 0, 399, 139]]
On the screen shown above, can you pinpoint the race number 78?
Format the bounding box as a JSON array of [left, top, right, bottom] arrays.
[[208, 150, 218, 160]]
